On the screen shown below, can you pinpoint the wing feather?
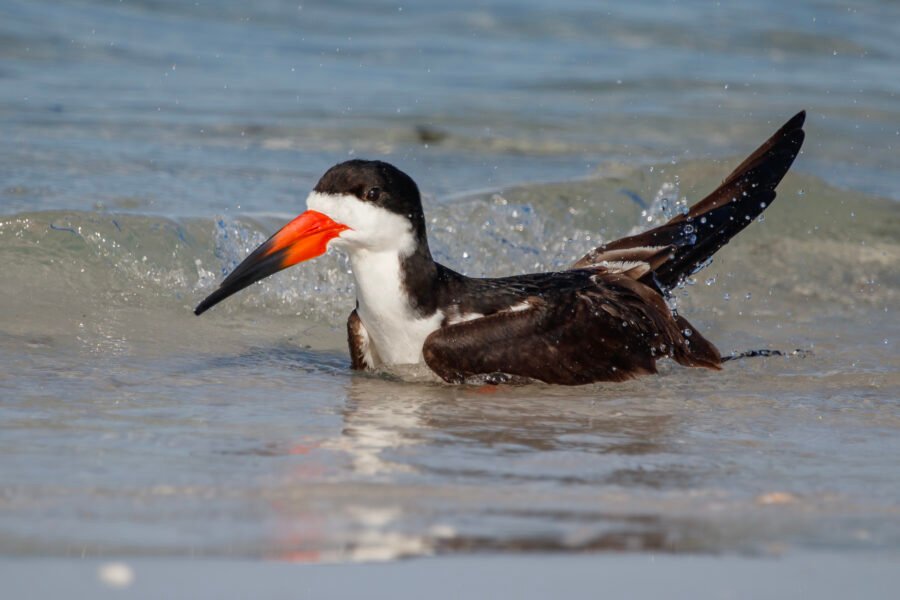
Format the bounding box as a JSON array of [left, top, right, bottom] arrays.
[[573, 111, 805, 290], [347, 309, 375, 370], [423, 273, 720, 385]]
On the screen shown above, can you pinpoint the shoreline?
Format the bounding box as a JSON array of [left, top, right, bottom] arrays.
[[3, 551, 898, 599]]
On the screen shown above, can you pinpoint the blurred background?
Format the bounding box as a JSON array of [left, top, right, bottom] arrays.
[[3, 0, 899, 217]]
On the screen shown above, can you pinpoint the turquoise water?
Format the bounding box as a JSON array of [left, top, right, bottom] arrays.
[[1, 0, 898, 561]]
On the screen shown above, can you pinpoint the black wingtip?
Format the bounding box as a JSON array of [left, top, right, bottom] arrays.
[[776, 110, 806, 135]]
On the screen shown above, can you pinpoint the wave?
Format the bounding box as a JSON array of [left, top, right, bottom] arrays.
[[1, 165, 896, 336]]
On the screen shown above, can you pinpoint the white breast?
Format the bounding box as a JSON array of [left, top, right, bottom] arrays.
[[350, 249, 444, 366], [305, 190, 445, 366]]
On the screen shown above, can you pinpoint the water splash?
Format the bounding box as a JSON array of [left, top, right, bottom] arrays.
[[1, 169, 897, 333], [628, 181, 688, 236]]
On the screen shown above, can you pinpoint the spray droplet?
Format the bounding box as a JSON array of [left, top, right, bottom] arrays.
[[98, 563, 134, 589]]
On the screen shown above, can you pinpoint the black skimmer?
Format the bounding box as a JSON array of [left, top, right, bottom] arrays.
[[195, 111, 806, 385]]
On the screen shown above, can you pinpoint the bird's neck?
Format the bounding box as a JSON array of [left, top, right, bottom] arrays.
[[349, 240, 439, 320], [348, 244, 443, 366]]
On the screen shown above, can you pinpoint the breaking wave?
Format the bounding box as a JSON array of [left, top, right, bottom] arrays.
[[1, 165, 896, 335]]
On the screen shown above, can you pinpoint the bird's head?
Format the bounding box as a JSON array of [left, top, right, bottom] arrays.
[[194, 160, 427, 315]]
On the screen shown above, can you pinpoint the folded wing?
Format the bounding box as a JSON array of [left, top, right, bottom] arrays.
[[423, 271, 720, 385]]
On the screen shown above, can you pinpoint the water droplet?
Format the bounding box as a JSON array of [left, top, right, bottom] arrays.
[[683, 328, 693, 337], [98, 562, 134, 589], [723, 292, 731, 301], [705, 275, 717, 286]]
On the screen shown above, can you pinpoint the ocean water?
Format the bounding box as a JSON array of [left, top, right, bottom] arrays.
[[1, 0, 899, 562]]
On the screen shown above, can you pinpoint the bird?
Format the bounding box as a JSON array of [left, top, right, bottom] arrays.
[[195, 111, 806, 385]]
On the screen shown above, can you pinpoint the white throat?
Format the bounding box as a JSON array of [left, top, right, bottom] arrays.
[[349, 249, 443, 366]]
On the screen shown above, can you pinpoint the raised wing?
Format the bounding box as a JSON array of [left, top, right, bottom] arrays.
[[574, 111, 806, 290]]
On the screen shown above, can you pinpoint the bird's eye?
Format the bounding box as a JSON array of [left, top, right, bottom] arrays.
[[365, 187, 381, 201]]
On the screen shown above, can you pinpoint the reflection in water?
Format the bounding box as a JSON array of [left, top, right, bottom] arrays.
[[270, 374, 735, 562], [245, 338, 900, 563], [322, 378, 431, 477], [334, 377, 683, 479]]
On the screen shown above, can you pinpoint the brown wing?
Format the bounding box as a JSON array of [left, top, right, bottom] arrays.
[[573, 111, 806, 290], [423, 272, 720, 385]]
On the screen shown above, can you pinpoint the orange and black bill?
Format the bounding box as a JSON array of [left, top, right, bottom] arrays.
[[194, 210, 349, 315]]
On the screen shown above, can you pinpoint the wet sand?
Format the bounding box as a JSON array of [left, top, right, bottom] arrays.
[[4, 553, 899, 599]]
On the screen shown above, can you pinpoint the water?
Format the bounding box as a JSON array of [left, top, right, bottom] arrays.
[[1, 0, 899, 562]]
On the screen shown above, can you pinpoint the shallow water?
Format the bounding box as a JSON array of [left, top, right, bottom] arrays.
[[1, 0, 899, 562]]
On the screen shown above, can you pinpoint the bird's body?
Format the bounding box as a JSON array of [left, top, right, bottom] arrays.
[[195, 111, 806, 385]]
